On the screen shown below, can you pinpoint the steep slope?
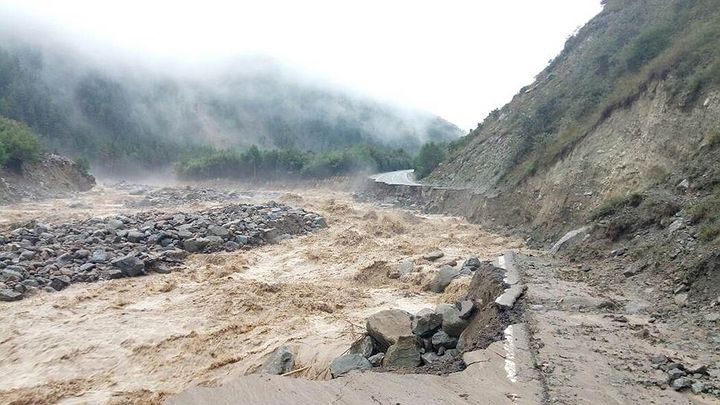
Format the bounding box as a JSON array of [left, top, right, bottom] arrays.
[[0, 43, 461, 171], [430, 0, 720, 231]]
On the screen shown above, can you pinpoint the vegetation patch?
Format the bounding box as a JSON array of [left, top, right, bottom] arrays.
[[591, 192, 644, 220], [0, 116, 41, 169]]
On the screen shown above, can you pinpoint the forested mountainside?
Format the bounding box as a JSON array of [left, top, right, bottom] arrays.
[[430, 0, 720, 231], [0, 41, 461, 171]]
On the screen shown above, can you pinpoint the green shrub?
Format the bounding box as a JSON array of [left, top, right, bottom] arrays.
[[591, 192, 644, 220], [73, 156, 91, 176], [414, 142, 446, 179], [0, 141, 6, 166], [0, 116, 41, 168]]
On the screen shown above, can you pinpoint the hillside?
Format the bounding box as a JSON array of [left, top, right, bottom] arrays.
[[0, 42, 461, 172], [429, 0, 720, 230]]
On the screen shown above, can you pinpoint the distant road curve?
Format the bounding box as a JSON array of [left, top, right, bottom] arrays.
[[369, 169, 421, 186]]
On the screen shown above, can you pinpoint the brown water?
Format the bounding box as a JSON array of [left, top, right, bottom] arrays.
[[0, 185, 521, 404]]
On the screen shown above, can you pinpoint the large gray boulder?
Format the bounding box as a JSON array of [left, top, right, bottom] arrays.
[[549, 226, 589, 255], [183, 237, 210, 253], [412, 308, 442, 337], [111, 255, 146, 277], [436, 303, 469, 337], [349, 335, 375, 358], [0, 288, 22, 301], [366, 309, 413, 351], [383, 335, 422, 368], [261, 346, 294, 375], [428, 266, 460, 293], [330, 354, 371, 378]]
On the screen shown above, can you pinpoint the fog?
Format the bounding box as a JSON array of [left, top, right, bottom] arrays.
[[1, 0, 603, 130]]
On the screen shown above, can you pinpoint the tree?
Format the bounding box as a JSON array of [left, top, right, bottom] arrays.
[[414, 142, 446, 179]]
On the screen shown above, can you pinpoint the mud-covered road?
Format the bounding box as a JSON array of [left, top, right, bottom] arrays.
[[0, 184, 521, 404]]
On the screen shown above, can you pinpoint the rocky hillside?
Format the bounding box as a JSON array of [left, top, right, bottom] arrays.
[[0, 153, 95, 204], [429, 0, 720, 232]]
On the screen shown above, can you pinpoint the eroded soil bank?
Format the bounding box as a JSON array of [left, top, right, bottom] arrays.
[[0, 184, 521, 404]]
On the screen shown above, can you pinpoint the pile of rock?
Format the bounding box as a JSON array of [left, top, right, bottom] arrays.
[[122, 185, 249, 208], [428, 256, 482, 293], [0, 202, 326, 301], [650, 354, 714, 394], [330, 302, 476, 378]]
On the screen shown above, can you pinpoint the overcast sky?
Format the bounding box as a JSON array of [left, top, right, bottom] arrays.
[[1, 0, 602, 130]]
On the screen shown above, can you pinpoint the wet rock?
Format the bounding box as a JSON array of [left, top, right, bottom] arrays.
[[412, 308, 442, 337], [383, 335, 421, 368], [349, 335, 375, 358], [111, 255, 146, 277], [183, 238, 210, 253], [261, 346, 295, 375], [423, 251, 445, 261], [49, 275, 70, 291], [428, 266, 459, 293], [462, 257, 481, 270], [366, 309, 413, 351], [368, 352, 384, 367], [330, 354, 371, 378], [431, 329, 458, 349], [671, 377, 692, 391], [457, 300, 475, 320], [436, 303, 469, 337], [550, 226, 589, 255], [0, 288, 23, 301]]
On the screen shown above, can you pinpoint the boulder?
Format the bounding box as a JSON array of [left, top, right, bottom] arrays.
[[209, 225, 230, 238], [49, 275, 71, 291], [383, 335, 421, 368], [0, 288, 23, 301], [457, 300, 475, 320], [436, 303, 469, 337], [431, 329, 458, 349], [349, 335, 375, 358], [126, 230, 146, 243], [428, 266, 459, 293], [462, 257, 481, 270], [366, 309, 413, 351], [368, 352, 384, 367], [261, 346, 295, 375], [423, 251, 444, 261], [111, 255, 146, 277], [330, 354, 371, 378], [549, 226, 589, 255], [412, 308, 442, 337], [183, 238, 210, 253]]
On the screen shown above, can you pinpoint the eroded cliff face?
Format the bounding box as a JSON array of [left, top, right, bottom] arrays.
[[428, 0, 720, 235], [0, 154, 95, 204]]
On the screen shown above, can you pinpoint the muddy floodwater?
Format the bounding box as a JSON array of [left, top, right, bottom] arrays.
[[0, 184, 522, 404]]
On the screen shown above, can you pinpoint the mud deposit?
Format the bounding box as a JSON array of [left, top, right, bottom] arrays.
[[0, 185, 521, 404]]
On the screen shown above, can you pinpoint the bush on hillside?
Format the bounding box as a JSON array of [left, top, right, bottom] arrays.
[[0, 116, 41, 169], [414, 142, 446, 179]]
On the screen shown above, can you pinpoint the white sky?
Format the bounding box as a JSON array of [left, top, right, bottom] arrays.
[[1, 0, 602, 130]]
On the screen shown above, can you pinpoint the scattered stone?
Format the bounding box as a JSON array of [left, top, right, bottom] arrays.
[[549, 226, 589, 255], [330, 354, 371, 378], [0, 288, 23, 301], [423, 251, 445, 261], [431, 329, 458, 349], [183, 238, 210, 253], [366, 309, 413, 351], [126, 230, 145, 242], [691, 381, 706, 394], [261, 346, 295, 375], [412, 309, 443, 337], [704, 313, 720, 322], [495, 284, 526, 309], [349, 335, 375, 358], [49, 275, 70, 291], [368, 352, 384, 367], [111, 255, 146, 277], [457, 300, 475, 320], [674, 293, 689, 307], [428, 266, 459, 293], [383, 335, 422, 368], [462, 257, 481, 270], [623, 265, 641, 278], [436, 304, 469, 337], [671, 377, 692, 391]]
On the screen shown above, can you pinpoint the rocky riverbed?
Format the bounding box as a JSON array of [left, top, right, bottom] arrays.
[[0, 202, 326, 301]]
